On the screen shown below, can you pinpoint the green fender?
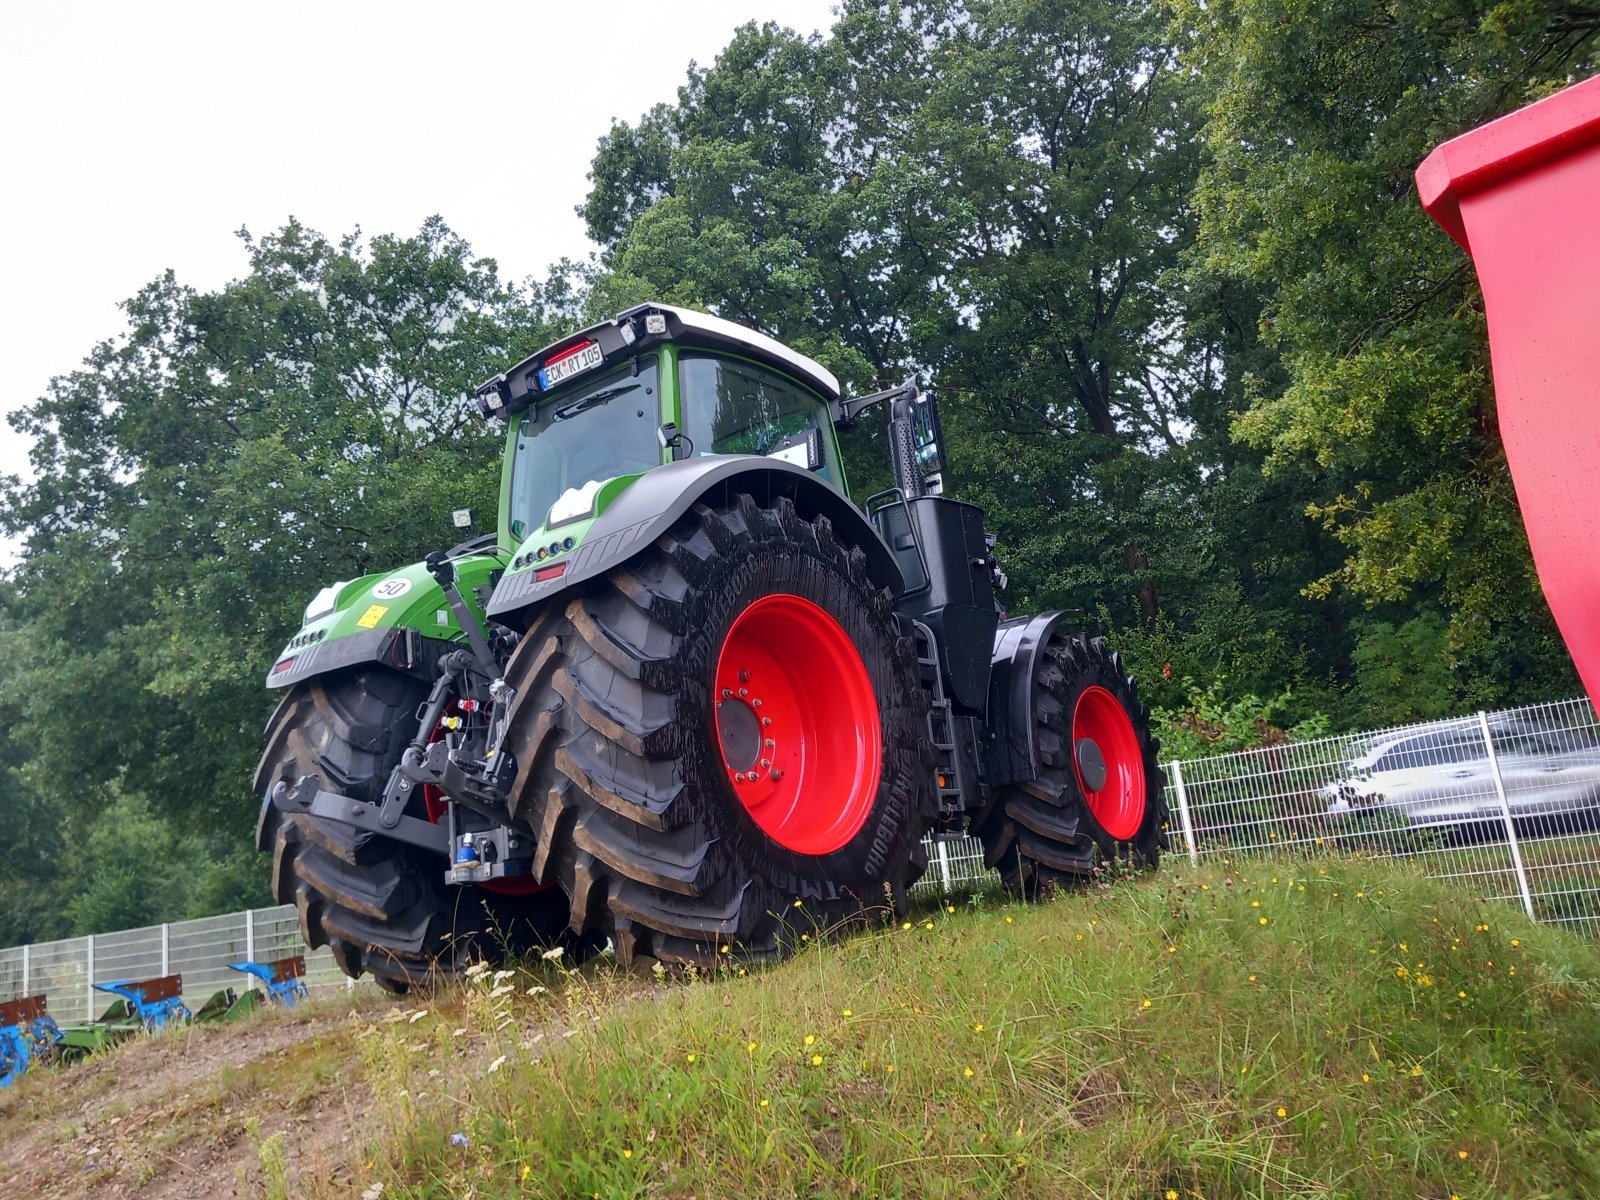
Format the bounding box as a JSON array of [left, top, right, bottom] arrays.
[[265, 550, 506, 690]]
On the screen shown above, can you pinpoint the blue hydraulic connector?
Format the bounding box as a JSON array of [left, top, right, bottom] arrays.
[[228, 955, 309, 1007]]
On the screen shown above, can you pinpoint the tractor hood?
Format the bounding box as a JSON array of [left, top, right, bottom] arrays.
[[265, 548, 506, 689]]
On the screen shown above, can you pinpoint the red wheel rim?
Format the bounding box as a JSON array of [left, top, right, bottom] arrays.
[[1072, 685, 1147, 841], [422, 707, 550, 896], [713, 593, 882, 855]]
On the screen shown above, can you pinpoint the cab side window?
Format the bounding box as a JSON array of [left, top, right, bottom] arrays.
[[679, 353, 839, 486]]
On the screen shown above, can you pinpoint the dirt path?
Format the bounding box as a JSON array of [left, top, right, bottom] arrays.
[[0, 997, 385, 1199]]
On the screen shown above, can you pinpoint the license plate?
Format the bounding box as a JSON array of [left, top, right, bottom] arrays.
[[539, 341, 604, 390]]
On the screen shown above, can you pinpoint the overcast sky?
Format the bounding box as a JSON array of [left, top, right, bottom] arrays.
[[0, 0, 838, 511]]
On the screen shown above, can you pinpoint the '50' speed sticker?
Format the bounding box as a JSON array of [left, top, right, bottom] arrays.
[[372, 576, 413, 600]]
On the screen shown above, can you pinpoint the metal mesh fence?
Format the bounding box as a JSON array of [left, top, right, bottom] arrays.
[[1, 697, 1596, 1020], [1165, 696, 1600, 930]]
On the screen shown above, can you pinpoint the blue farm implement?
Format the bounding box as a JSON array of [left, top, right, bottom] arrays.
[[227, 955, 308, 1010], [59, 973, 191, 1057], [0, 995, 63, 1087]]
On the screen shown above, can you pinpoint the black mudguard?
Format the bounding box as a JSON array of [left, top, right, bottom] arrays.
[[486, 457, 904, 622], [985, 610, 1071, 787]]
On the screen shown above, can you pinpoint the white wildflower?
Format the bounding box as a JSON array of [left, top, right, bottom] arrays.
[[540, 946, 566, 961], [525, 985, 548, 996], [487, 1054, 508, 1074]]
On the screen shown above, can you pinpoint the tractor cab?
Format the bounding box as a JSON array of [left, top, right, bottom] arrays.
[[480, 304, 849, 549]]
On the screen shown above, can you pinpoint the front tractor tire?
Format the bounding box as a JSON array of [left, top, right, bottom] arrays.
[[254, 672, 576, 991], [499, 492, 937, 968], [976, 633, 1166, 894]]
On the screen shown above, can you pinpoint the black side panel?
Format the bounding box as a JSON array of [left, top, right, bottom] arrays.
[[985, 611, 1070, 784], [487, 458, 903, 621], [894, 496, 998, 715]]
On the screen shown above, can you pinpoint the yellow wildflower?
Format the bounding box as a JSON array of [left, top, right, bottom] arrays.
[[812, 1054, 824, 1066]]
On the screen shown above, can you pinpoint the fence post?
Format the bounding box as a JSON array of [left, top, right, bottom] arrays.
[[245, 909, 255, 965], [21, 943, 29, 997], [935, 839, 954, 892], [160, 923, 170, 976], [1479, 710, 1536, 921], [85, 934, 95, 1021], [1169, 761, 1199, 866]]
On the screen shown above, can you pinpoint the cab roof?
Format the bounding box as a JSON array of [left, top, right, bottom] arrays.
[[475, 303, 840, 419]]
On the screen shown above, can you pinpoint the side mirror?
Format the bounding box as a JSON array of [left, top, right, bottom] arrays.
[[909, 391, 947, 477]]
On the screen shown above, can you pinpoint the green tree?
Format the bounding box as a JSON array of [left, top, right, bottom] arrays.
[[1186, 0, 1598, 708]]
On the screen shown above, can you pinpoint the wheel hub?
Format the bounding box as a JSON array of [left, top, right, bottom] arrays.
[[715, 695, 764, 773], [1075, 737, 1108, 793]]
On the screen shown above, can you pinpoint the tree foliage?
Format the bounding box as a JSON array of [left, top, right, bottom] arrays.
[[1185, 0, 1598, 712]]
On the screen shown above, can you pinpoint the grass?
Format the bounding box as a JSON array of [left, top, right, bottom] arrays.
[[333, 858, 1600, 1200]]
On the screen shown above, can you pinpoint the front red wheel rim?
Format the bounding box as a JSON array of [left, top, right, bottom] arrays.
[[713, 593, 882, 855], [1072, 685, 1147, 841]]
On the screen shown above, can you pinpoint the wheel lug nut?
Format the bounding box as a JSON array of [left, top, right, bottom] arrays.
[[761, 717, 772, 727], [764, 738, 774, 748], [738, 687, 749, 698], [722, 688, 733, 698], [734, 772, 745, 783], [760, 758, 770, 769]]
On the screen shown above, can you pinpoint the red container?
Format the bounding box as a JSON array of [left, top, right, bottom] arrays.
[[1418, 76, 1600, 713]]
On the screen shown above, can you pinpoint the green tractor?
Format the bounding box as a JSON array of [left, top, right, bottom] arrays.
[[255, 304, 1166, 988]]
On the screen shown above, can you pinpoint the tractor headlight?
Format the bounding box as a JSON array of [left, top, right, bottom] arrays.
[[548, 478, 604, 528], [303, 582, 348, 624]]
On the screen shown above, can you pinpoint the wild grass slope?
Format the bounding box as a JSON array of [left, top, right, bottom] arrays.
[[349, 859, 1600, 1200]]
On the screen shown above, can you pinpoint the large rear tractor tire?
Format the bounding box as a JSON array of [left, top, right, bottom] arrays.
[[975, 632, 1165, 894], [498, 492, 937, 968], [254, 671, 578, 991]]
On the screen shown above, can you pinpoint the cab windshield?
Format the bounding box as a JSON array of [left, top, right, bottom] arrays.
[[680, 353, 839, 486], [506, 357, 661, 539]]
